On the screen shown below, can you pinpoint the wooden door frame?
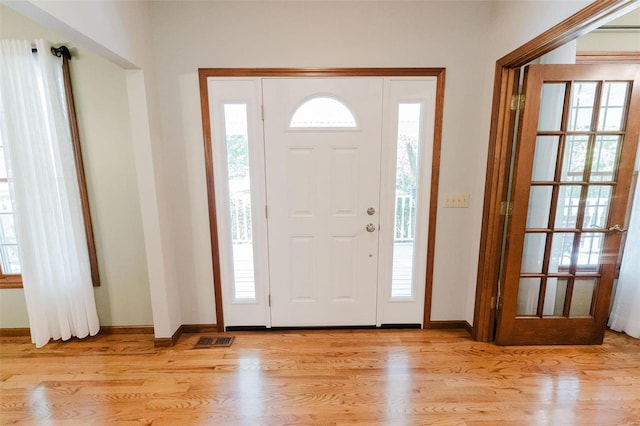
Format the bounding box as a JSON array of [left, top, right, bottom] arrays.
[[473, 0, 640, 342], [576, 51, 640, 64], [198, 68, 446, 331]]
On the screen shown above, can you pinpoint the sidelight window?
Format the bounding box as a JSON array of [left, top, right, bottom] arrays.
[[391, 103, 422, 298], [223, 104, 256, 300]]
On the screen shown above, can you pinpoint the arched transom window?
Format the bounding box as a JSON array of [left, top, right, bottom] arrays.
[[289, 96, 358, 128]]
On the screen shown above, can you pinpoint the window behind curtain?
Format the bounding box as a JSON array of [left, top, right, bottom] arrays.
[[0, 43, 99, 289]]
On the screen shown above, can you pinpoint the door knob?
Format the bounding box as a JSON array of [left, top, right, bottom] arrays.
[[366, 223, 376, 232], [367, 207, 376, 215], [608, 224, 628, 233]]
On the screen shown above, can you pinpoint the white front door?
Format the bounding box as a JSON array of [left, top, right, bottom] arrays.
[[263, 78, 384, 326]]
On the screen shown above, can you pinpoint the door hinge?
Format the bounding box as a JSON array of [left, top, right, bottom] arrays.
[[261, 105, 265, 121], [265, 205, 268, 219], [510, 94, 525, 111], [500, 201, 513, 216], [268, 294, 271, 307]]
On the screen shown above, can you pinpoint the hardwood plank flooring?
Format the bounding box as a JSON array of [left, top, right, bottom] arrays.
[[1, 329, 639, 425]]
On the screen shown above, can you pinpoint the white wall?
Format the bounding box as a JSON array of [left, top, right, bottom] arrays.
[[149, 0, 494, 324], [461, 0, 590, 323], [577, 8, 640, 52], [0, 5, 153, 327], [1, 0, 595, 334], [149, 0, 590, 325]]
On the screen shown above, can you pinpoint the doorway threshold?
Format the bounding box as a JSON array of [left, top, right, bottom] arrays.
[[225, 324, 421, 332]]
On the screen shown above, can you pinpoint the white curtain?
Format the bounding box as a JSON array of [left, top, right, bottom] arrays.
[[609, 170, 640, 338], [0, 39, 99, 347]]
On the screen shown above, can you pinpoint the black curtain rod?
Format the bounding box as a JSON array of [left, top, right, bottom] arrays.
[[30, 45, 72, 60]]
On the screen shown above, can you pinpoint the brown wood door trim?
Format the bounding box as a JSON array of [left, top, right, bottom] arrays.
[[576, 51, 640, 64], [198, 68, 446, 331], [198, 68, 446, 77], [474, 0, 640, 342]]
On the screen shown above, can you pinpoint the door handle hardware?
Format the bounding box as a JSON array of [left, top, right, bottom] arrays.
[[607, 224, 628, 233], [367, 207, 376, 215], [366, 223, 376, 232]]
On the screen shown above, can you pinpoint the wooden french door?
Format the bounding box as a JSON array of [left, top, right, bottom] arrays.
[[496, 64, 640, 345]]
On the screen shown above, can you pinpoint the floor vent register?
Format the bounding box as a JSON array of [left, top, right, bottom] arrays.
[[193, 336, 235, 349]]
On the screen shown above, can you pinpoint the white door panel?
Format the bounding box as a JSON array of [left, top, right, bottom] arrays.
[[263, 78, 383, 326]]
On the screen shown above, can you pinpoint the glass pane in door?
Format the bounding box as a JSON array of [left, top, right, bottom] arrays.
[[590, 135, 621, 182], [577, 233, 603, 270], [537, 83, 566, 131], [567, 82, 597, 131], [521, 233, 546, 273], [526, 186, 552, 228], [584, 186, 611, 229], [570, 278, 596, 317], [560, 135, 589, 181], [542, 278, 567, 317], [597, 82, 629, 131], [555, 186, 581, 229], [224, 104, 256, 300], [532, 136, 559, 181], [391, 103, 421, 298], [517, 278, 540, 316]]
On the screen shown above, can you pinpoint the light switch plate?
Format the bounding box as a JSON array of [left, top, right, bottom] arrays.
[[443, 193, 470, 208]]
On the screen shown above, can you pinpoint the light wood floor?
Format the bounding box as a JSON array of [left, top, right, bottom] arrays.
[[1, 329, 639, 425]]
